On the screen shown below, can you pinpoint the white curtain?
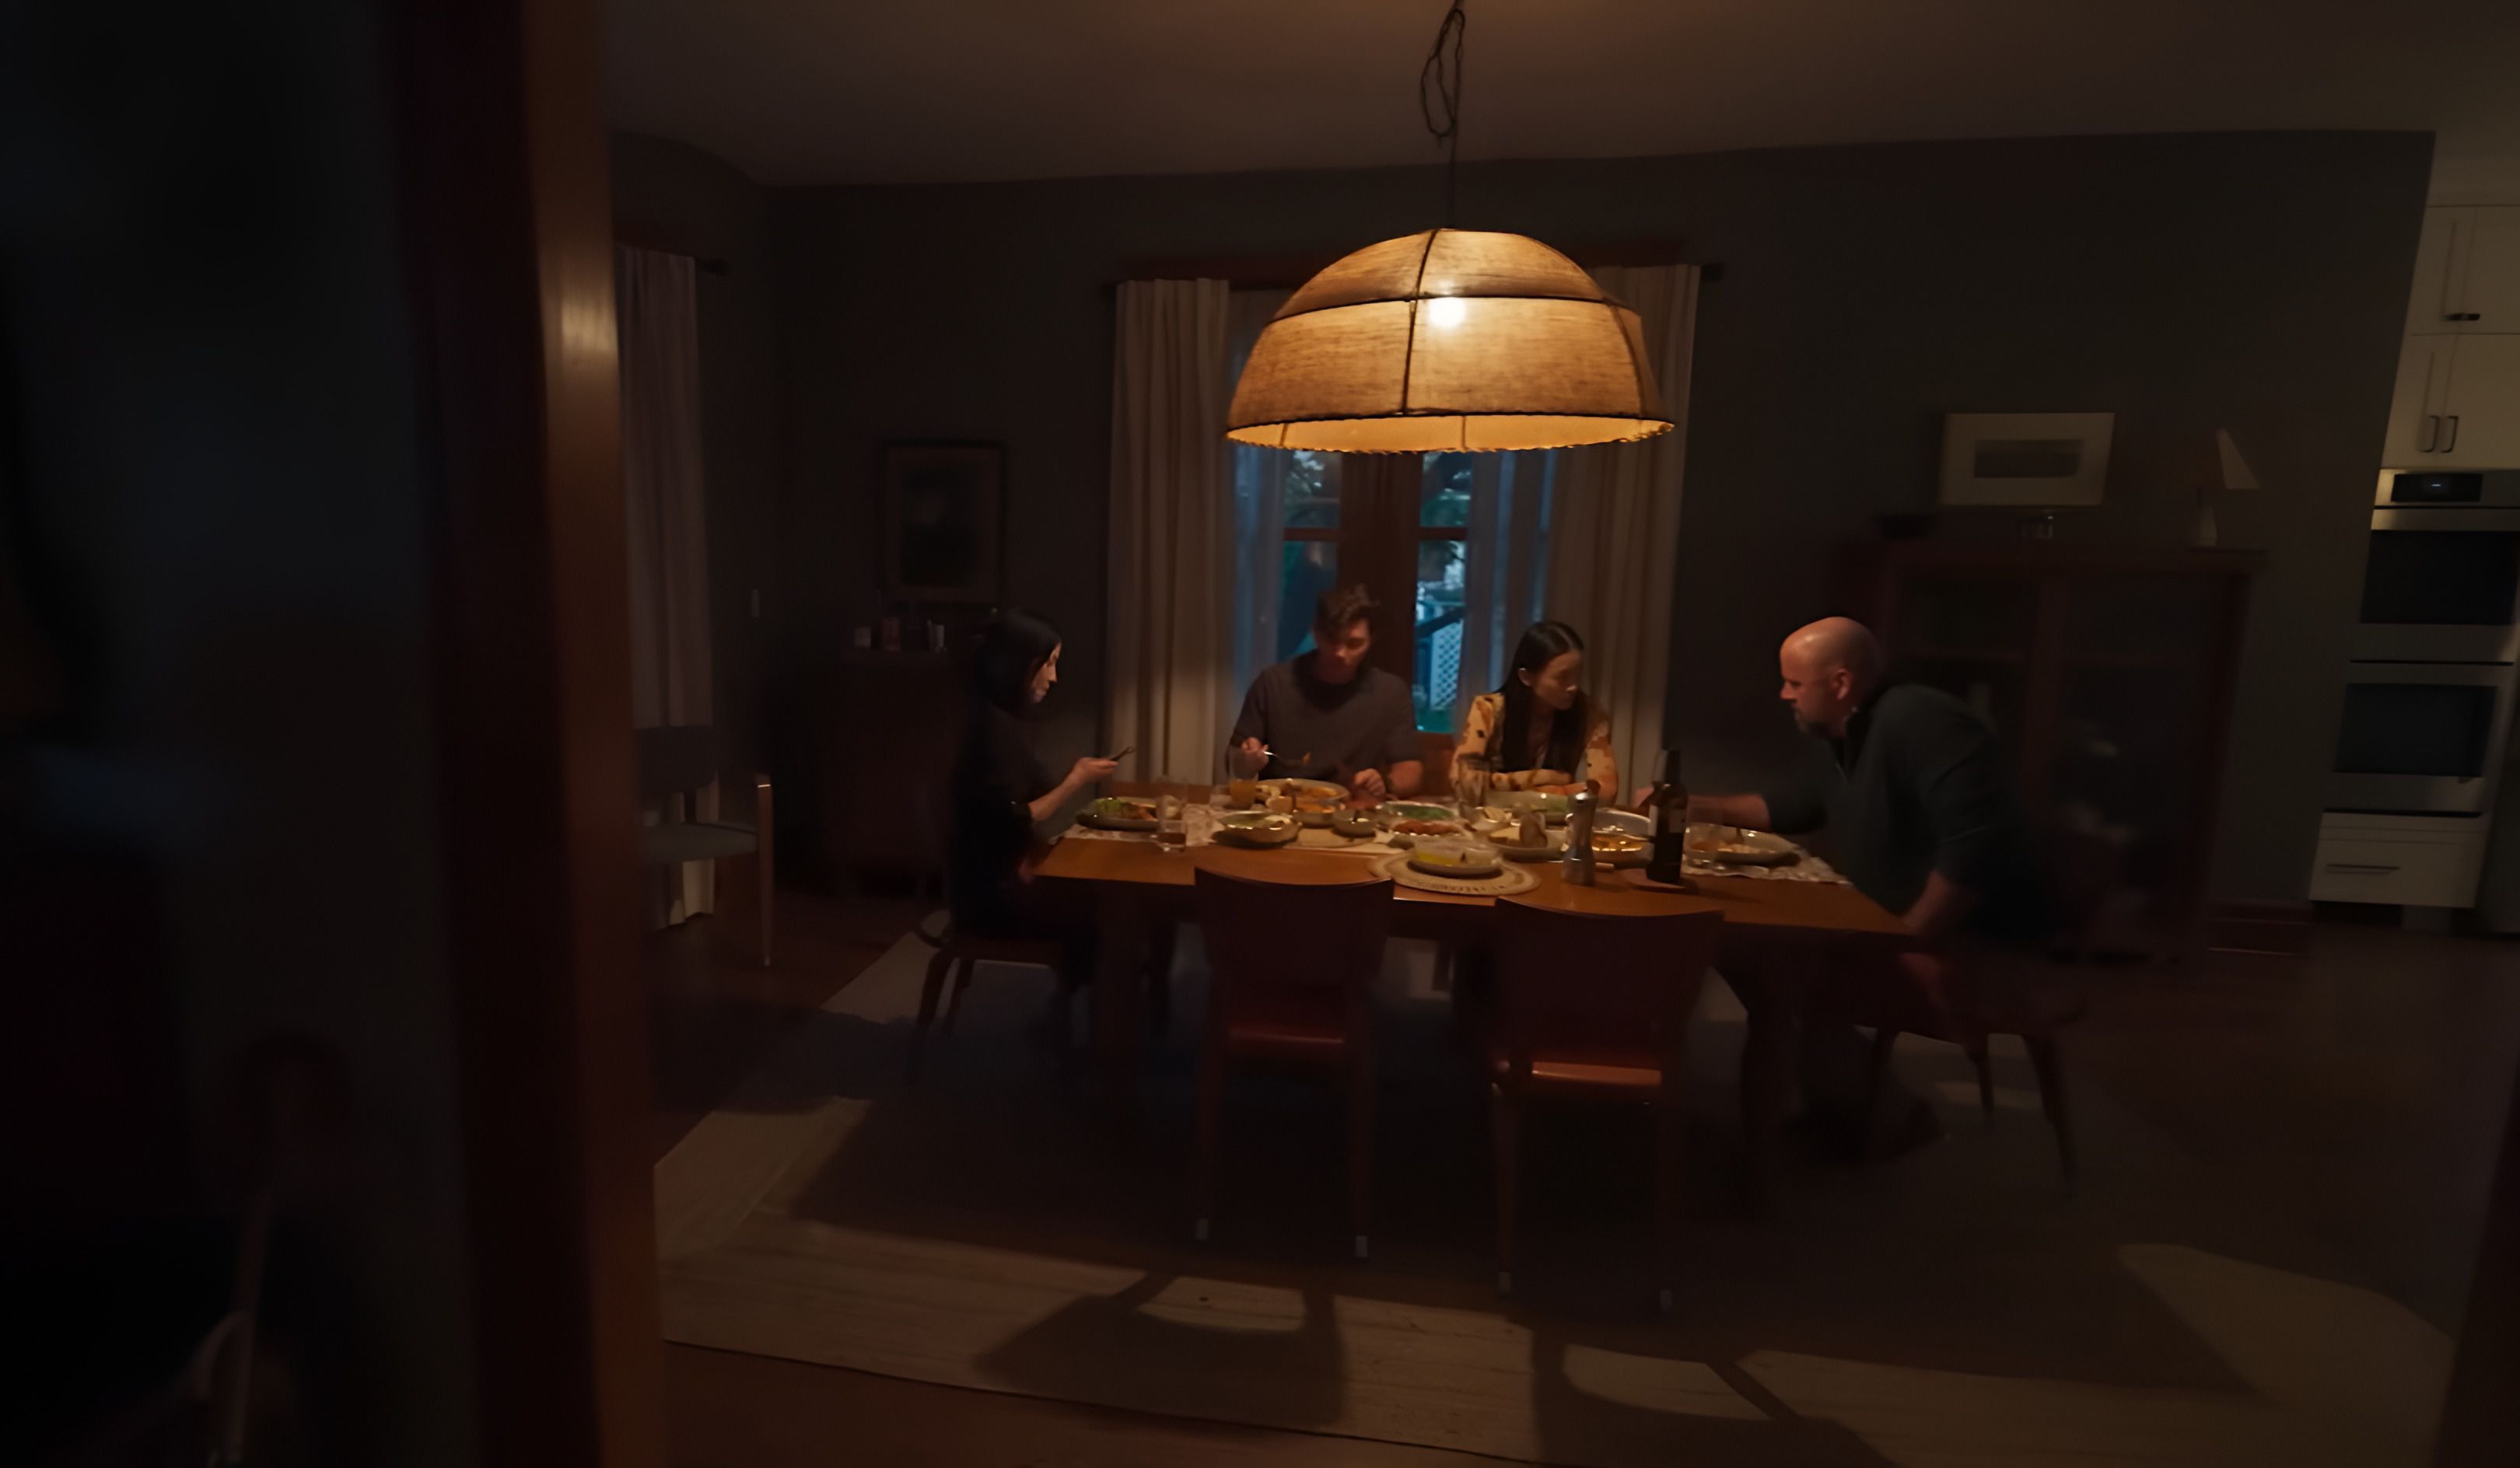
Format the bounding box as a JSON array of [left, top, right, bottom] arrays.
[[1544, 264, 1699, 795], [1106, 278, 1234, 782], [1455, 450, 1557, 724], [1227, 290, 1293, 698], [619, 246, 717, 923]]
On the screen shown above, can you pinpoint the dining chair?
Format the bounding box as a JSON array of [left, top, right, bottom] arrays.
[[1191, 869, 1394, 1260], [1487, 900, 1724, 1309], [1849, 827, 2120, 1187], [636, 724, 772, 967]]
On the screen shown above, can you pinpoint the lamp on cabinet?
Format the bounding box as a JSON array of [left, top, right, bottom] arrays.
[[2191, 429, 2260, 548]]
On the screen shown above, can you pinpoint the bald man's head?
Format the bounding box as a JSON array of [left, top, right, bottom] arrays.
[[1777, 617, 1881, 735]]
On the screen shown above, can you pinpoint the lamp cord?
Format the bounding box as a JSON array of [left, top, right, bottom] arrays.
[[1419, 0, 1467, 225]]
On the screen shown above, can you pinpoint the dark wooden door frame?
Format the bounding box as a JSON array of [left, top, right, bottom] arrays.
[[400, 0, 661, 1463]]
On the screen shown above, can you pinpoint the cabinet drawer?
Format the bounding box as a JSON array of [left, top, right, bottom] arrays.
[[2309, 836, 2485, 907]]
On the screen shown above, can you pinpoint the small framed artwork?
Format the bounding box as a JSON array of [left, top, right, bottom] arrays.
[[1938, 412, 2114, 508], [880, 442, 1004, 601]]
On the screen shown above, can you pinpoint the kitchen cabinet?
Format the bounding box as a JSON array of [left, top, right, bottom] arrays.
[[2382, 334, 2520, 468], [2405, 206, 2520, 335]]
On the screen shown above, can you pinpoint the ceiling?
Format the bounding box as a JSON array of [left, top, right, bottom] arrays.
[[607, 0, 2520, 187]]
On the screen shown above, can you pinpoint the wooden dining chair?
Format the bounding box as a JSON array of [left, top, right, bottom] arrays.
[[1850, 827, 2122, 1187], [1487, 900, 1724, 1309], [1191, 869, 1394, 1260], [636, 724, 772, 967]]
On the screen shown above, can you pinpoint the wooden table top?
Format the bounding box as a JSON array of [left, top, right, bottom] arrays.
[[1036, 827, 1910, 940]]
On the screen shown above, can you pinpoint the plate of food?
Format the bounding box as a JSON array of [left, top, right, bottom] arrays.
[[1489, 791, 1573, 825], [1489, 818, 1558, 860], [1588, 828, 1650, 867], [1326, 808, 1379, 840], [1214, 811, 1300, 848], [1407, 835, 1503, 879], [1383, 816, 1466, 847], [1684, 823, 1800, 866], [1260, 778, 1348, 824], [1077, 796, 1158, 832]]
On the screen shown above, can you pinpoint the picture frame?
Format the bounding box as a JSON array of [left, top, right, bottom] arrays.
[[880, 442, 1004, 601], [1938, 412, 2115, 509]]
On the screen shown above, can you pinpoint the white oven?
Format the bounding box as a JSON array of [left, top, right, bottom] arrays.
[[2327, 662, 2517, 816]]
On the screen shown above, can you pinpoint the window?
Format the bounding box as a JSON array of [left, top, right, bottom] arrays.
[[1227, 289, 1557, 736], [1230, 442, 1556, 734]]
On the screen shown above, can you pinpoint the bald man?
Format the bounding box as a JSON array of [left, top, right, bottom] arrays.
[[1692, 617, 2042, 945], [1691, 617, 2046, 1154]]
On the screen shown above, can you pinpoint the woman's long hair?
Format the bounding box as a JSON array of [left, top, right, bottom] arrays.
[[1493, 620, 1590, 776], [970, 608, 1062, 715]]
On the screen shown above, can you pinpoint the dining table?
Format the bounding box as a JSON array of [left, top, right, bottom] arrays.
[[1037, 782, 1914, 1209]]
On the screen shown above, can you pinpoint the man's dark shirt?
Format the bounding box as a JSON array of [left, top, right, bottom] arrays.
[[1759, 683, 2048, 942]]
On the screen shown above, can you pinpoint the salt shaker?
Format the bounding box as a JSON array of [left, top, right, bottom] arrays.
[[1560, 788, 1599, 886]]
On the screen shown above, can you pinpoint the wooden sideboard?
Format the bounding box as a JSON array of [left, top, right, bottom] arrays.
[[1841, 538, 2263, 953], [808, 649, 964, 893]]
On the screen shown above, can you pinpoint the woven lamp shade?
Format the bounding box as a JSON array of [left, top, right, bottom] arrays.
[[1226, 229, 1672, 453]]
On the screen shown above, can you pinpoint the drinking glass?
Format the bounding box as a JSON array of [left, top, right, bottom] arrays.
[[1455, 753, 1492, 820]]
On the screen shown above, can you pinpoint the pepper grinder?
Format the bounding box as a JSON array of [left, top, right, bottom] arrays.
[[1560, 788, 1599, 886]]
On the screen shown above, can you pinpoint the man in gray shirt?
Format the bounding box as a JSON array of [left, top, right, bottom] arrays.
[[1230, 585, 1425, 802]]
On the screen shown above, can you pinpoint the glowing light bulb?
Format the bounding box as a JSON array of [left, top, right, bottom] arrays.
[[1425, 295, 1467, 329]]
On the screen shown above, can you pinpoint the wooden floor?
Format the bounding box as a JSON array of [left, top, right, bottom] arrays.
[[646, 892, 2520, 1466]]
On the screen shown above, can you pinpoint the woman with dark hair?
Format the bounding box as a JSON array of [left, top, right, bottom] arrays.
[[1451, 620, 1619, 797], [949, 610, 1115, 948]]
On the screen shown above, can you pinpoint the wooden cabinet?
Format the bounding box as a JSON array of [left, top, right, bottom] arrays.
[[2406, 207, 2520, 335], [810, 650, 964, 891], [2383, 334, 2520, 468], [1849, 540, 2261, 952]]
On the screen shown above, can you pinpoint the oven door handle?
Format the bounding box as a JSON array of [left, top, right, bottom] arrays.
[[2324, 862, 2401, 874]]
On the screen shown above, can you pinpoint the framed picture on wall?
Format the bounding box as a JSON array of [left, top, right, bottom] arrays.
[[880, 442, 1004, 601]]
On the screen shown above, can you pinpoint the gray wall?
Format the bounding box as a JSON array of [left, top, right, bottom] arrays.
[[768, 131, 2430, 901], [611, 131, 780, 779]]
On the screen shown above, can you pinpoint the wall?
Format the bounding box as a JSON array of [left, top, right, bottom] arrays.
[[770, 131, 2430, 901], [2, 1, 479, 1459], [611, 131, 780, 779]]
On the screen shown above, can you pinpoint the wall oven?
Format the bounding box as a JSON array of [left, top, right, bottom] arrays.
[[2328, 662, 2517, 815], [2354, 473, 2520, 663]]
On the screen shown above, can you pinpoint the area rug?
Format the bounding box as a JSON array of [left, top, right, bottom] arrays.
[[653, 928, 2452, 1467]]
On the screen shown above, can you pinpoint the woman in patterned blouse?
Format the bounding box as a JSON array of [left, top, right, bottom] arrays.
[[1452, 620, 1619, 797]]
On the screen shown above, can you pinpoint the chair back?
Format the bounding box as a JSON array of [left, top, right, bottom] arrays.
[[1490, 900, 1723, 1071], [636, 724, 717, 803], [1193, 869, 1393, 1015]]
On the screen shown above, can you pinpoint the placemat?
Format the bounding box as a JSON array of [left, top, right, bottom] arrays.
[[1373, 850, 1539, 897]]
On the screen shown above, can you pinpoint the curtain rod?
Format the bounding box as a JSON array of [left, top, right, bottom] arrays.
[[614, 236, 733, 276]]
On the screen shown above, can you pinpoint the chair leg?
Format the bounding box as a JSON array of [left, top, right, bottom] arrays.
[[2026, 1035, 2076, 1189], [1145, 922, 1176, 1039], [1489, 1085, 1519, 1295], [909, 948, 954, 1082], [1654, 1082, 1685, 1314], [1862, 1027, 1906, 1162], [1193, 1047, 1227, 1243], [943, 957, 977, 1034], [1348, 1050, 1374, 1261], [753, 800, 775, 970], [1968, 1040, 1995, 1123]]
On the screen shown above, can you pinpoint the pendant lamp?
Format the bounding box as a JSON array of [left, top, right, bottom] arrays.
[[1225, 2, 1671, 454]]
